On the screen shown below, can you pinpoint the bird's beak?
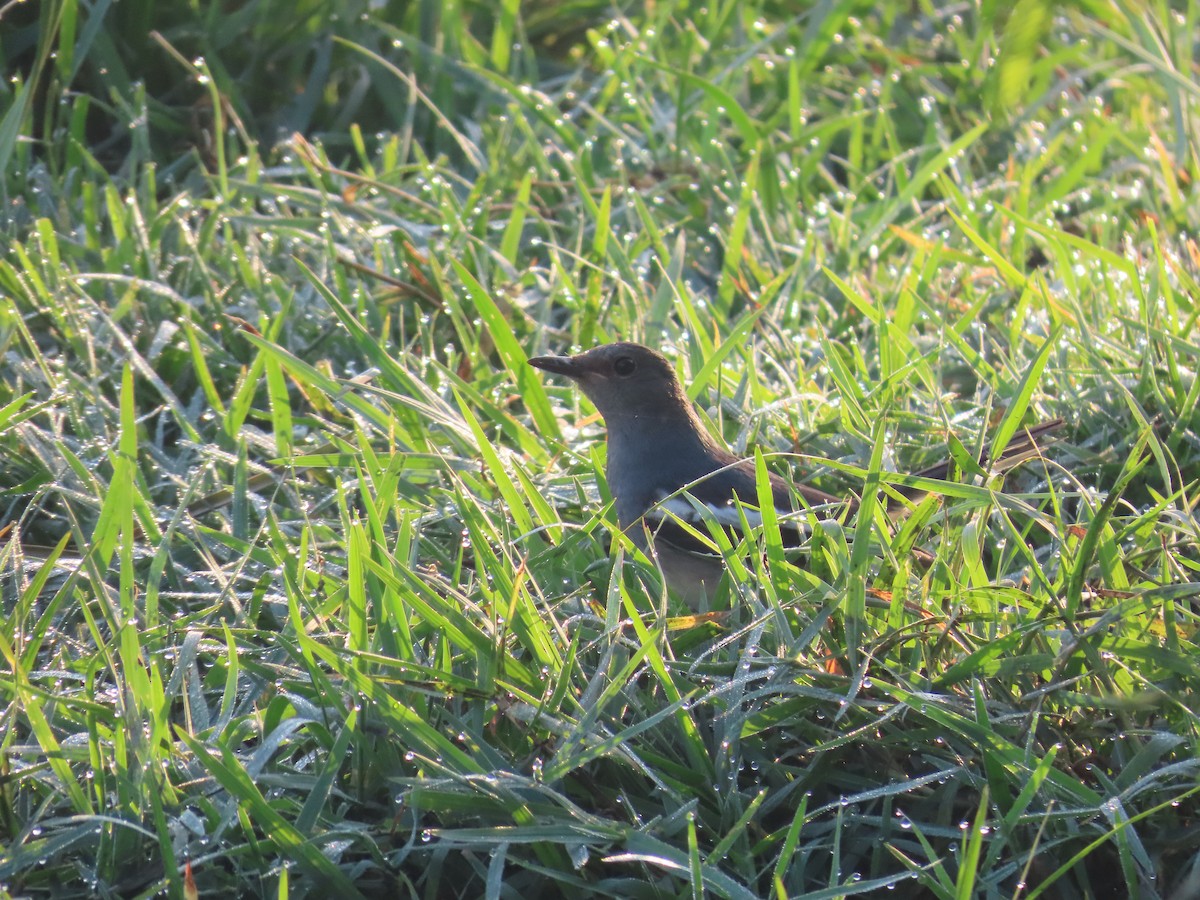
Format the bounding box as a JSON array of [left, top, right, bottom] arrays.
[[528, 354, 582, 380]]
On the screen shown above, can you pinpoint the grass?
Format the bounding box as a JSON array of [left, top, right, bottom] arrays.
[[2, 0, 1199, 897]]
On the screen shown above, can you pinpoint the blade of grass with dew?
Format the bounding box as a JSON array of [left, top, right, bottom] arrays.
[[488, 0, 520, 71], [447, 474, 560, 676], [988, 328, 1060, 465], [348, 451, 418, 658], [881, 682, 1105, 808], [685, 306, 767, 402], [618, 586, 711, 781], [1064, 434, 1151, 617], [819, 337, 869, 435], [297, 632, 489, 773], [543, 677, 701, 785], [367, 552, 525, 672], [688, 811, 704, 897], [295, 711, 358, 835], [236, 330, 409, 438], [0, 632, 94, 814], [177, 733, 367, 898], [973, 681, 1017, 818], [449, 259, 560, 439], [717, 143, 762, 311], [754, 448, 789, 591], [499, 170, 532, 266], [843, 414, 889, 666], [346, 518, 371, 653], [886, 818, 956, 897], [853, 122, 989, 257], [954, 785, 990, 900], [0, 79, 30, 180], [452, 386, 534, 537], [645, 231, 687, 344], [90, 365, 138, 569], [9, 534, 74, 670]]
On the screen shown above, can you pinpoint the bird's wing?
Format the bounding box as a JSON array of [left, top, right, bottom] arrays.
[[642, 462, 842, 558]]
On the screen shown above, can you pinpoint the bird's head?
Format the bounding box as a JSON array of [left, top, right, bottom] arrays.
[[528, 342, 693, 424]]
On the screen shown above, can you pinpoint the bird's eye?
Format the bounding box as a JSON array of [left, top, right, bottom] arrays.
[[613, 356, 637, 377]]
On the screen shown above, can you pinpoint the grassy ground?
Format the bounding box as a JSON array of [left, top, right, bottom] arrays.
[[2, 0, 1199, 897]]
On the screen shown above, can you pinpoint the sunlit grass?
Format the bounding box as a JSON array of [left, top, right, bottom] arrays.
[[1, 0, 1198, 897]]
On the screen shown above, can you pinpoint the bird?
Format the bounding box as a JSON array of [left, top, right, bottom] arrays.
[[528, 342, 1062, 608]]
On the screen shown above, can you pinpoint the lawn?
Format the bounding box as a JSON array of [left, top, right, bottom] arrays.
[[1, 1, 1198, 897]]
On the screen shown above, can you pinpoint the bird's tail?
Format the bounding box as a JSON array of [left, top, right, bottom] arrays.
[[885, 418, 1065, 511]]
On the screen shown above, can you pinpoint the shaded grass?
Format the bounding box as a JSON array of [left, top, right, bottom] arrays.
[[2, 0, 1199, 897]]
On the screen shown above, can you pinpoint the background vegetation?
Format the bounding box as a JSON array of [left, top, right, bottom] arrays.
[[2, 0, 1198, 896]]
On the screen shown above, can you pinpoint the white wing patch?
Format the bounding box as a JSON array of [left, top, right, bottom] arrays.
[[646, 491, 768, 528], [644, 491, 844, 548]]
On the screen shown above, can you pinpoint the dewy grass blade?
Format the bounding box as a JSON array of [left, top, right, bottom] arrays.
[[5, 3, 1199, 896]]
